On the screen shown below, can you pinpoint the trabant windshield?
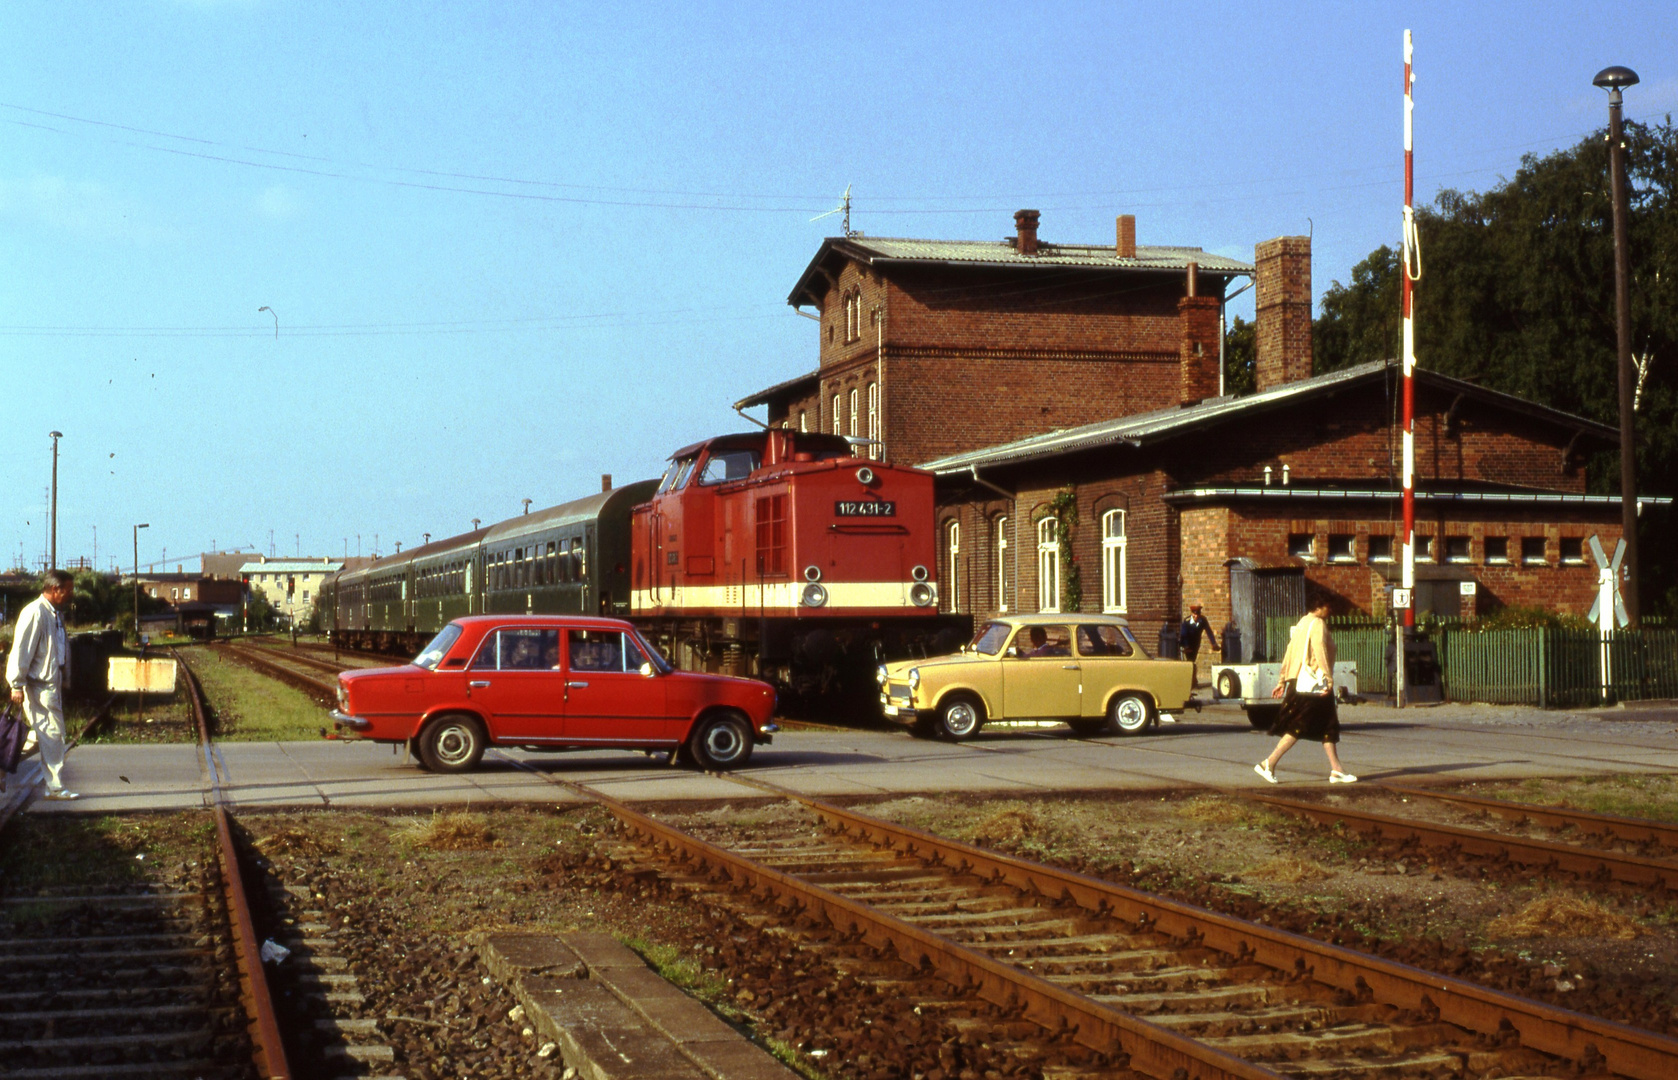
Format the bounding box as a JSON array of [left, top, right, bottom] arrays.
[[971, 622, 1012, 655], [413, 623, 463, 670], [698, 449, 761, 485]]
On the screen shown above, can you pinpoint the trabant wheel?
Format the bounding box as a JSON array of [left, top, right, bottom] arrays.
[[1107, 693, 1152, 737], [1216, 670, 1241, 700], [937, 695, 984, 741], [419, 714, 487, 773], [690, 712, 754, 771]]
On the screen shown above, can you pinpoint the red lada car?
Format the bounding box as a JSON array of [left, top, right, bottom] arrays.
[[330, 616, 777, 773]]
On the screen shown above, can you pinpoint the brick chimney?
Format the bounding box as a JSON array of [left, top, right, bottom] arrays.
[[1254, 236, 1312, 391], [602, 473, 613, 492], [1178, 261, 1221, 404], [1116, 214, 1136, 259], [1014, 209, 1040, 255]]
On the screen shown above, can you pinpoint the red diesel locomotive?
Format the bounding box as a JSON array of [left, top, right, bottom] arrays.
[[632, 429, 968, 699]]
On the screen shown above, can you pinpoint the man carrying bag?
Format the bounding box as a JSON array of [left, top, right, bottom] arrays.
[[6, 569, 77, 800]]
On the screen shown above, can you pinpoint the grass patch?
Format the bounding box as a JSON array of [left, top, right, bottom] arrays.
[[971, 805, 1056, 848], [184, 645, 330, 741], [1487, 894, 1647, 940], [1176, 796, 1249, 825], [1490, 775, 1678, 825], [394, 810, 503, 851]]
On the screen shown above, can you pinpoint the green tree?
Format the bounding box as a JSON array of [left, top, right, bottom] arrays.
[[1311, 117, 1678, 617], [1223, 315, 1256, 396]]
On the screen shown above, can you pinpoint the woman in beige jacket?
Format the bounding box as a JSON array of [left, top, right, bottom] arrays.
[[1253, 594, 1356, 784]]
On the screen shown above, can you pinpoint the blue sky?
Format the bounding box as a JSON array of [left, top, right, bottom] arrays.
[[2, 1, 1673, 574]]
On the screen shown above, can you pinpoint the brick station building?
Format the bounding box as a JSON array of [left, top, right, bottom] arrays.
[[740, 212, 1666, 680]]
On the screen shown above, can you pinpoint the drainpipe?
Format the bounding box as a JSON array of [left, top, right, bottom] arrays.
[[969, 466, 1017, 614]]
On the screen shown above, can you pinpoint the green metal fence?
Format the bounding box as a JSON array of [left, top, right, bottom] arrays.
[[1259, 616, 1678, 707]]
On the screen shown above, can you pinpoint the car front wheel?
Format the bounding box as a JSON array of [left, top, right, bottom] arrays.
[[936, 695, 985, 741], [418, 714, 487, 773], [689, 711, 754, 770], [1107, 693, 1152, 737]]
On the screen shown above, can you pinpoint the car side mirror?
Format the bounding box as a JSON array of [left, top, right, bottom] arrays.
[[640, 662, 655, 677]]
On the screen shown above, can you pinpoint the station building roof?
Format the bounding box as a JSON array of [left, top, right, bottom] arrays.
[[239, 560, 343, 575]]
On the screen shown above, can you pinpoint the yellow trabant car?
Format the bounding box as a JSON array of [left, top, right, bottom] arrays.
[[877, 614, 1193, 740]]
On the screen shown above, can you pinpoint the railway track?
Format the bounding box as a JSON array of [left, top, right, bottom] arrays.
[[0, 658, 291, 1080], [1251, 786, 1678, 891], [492, 754, 1678, 1080], [215, 643, 338, 705]]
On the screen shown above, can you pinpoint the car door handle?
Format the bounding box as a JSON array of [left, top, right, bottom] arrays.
[[567, 681, 589, 688], [469, 680, 491, 688], [1062, 664, 1081, 671]]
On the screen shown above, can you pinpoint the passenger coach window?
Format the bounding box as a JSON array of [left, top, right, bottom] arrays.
[[699, 449, 761, 485], [571, 538, 586, 579]]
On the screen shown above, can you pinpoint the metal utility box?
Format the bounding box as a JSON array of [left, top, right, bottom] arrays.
[[108, 657, 179, 694]]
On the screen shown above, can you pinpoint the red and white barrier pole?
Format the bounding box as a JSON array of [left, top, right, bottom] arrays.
[[1397, 30, 1421, 706]]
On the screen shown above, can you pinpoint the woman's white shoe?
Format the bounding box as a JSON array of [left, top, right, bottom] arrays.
[[1329, 771, 1358, 784]]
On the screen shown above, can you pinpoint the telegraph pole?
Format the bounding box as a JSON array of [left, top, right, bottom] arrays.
[[1595, 64, 1642, 626], [49, 431, 62, 569]]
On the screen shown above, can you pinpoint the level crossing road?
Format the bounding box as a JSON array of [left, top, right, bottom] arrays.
[[13, 702, 1678, 815]]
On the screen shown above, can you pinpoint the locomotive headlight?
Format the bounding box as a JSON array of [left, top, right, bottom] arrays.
[[907, 668, 921, 691], [909, 582, 935, 607], [856, 466, 876, 485], [801, 583, 829, 608], [803, 565, 822, 582], [910, 564, 929, 582]]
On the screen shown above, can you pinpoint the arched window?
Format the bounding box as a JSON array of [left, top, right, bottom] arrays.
[[866, 382, 880, 460], [798, 410, 807, 432], [945, 519, 961, 613], [996, 516, 1010, 613], [848, 387, 859, 452], [1102, 509, 1128, 613], [832, 393, 842, 435], [1037, 517, 1060, 612]]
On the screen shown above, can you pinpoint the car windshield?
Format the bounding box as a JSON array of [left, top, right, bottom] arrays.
[[413, 623, 463, 670], [634, 630, 674, 674], [971, 622, 1012, 655]]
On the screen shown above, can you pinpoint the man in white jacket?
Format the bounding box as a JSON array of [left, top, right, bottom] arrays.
[[7, 569, 76, 799]]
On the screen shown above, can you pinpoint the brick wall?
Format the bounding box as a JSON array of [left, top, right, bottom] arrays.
[[1178, 296, 1221, 404]]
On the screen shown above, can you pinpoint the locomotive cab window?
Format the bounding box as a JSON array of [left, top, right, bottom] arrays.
[[698, 449, 761, 485]]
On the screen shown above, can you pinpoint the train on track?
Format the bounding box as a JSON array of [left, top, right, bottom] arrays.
[[318, 428, 970, 704]]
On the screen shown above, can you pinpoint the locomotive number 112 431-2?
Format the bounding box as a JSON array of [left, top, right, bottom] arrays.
[[835, 500, 896, 517]]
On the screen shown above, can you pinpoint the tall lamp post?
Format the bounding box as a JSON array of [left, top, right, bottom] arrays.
[[133, 523, 150, 642], [49, 431, 63, 569], [1594, 64, 1641, 626]]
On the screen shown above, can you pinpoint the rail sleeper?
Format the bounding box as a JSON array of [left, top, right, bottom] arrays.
[[479, 931, 798, 1080]]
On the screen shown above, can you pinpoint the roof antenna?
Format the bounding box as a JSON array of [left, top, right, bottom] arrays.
[[810, 184, 853, 237]]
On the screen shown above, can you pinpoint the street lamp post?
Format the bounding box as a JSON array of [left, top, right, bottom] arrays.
[[1594, 64, 1641, 626], [49, 431, 62, 569], [133, 523, 150, 643]]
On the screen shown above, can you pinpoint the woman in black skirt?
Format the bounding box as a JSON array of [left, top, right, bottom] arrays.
[[1253, 594, 1356, 784]]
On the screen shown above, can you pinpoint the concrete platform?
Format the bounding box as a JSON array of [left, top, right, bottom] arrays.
[[15, 701, 1678, 815], [479, 932, 796, 1080]]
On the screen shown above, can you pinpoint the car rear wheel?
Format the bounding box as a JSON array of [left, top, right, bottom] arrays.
[[418, 714, 487, 773], [1108, 693, 1152, 737], [689, 711, 754, 770], [937, 695, 984, 741]]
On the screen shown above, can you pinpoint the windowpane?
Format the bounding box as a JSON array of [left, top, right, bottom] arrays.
[[1560, 538, 1585, 565], [1288, 533, 1315, 560], [1101, 509, 1127, 612], [756, 495, 787, 576], [944, 520, 960, 613], [1037, 517, 1060, 612], [1485, 536, 1509, 564], [1328, 534, 1356, 563], [1077, 623, 1134, 657], [699, 449, 761, 486], [996, 516, 1011, 613], [1369, 535, 1394, 563], [1445, 536, 1472, 564], [570, 629, 627, 672]]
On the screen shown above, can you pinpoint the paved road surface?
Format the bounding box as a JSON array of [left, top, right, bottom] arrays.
[[9, 702, 1678, 816]]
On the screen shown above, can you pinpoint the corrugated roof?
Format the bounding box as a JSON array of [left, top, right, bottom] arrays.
[[239, 560, 342, 574], [735, 368, 819, 409], [921, 360, 1619, 474], [1162, 487, 1672, 507], [846, 237, 1253, 273]]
